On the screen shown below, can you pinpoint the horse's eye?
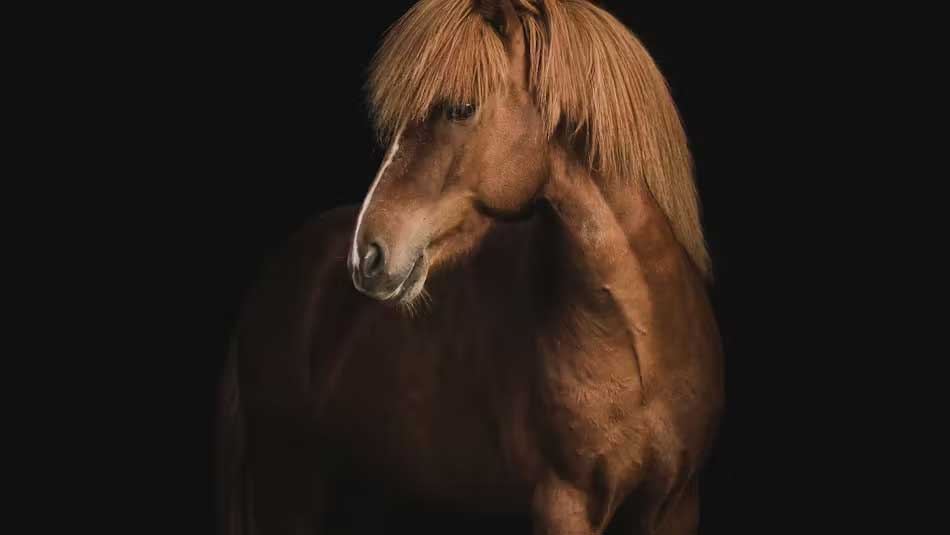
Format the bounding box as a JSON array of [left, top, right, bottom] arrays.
[[446, 103, 476, 122]]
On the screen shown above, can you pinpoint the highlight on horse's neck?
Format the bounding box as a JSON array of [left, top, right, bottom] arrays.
[[544, 155, 639, 284], [543, 143, 686, 278]]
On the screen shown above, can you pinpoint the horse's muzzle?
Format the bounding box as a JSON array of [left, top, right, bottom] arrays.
[[350, 244, 426, 303]]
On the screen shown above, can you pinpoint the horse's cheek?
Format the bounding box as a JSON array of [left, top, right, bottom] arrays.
[[477, 172, 533, 213]]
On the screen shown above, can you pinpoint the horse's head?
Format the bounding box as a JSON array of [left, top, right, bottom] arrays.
[[349, 0, 710, 303], [349, 0, 547, 304]]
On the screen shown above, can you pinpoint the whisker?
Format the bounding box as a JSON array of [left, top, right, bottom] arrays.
[[419, 288, 434, 311]]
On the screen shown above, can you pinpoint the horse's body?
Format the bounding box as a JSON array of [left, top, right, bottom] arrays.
[[218, 2, 723, 533]]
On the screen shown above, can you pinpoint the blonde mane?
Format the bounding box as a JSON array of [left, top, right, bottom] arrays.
[[368, 0, 711, 278]]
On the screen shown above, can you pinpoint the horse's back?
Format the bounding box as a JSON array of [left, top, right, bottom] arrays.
[[236, 205, 359, 411]]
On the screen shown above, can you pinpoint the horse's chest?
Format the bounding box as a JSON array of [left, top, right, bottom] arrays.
[[533, 343, 646, 461], [325, 333, 536, 505]]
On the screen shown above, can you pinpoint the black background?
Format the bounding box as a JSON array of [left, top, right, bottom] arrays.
[[69, 2, 850, 533]]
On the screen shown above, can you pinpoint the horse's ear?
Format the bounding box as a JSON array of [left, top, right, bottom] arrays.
[[474, 0, 522, 42], [476, 0, 535, 88], [517, 0, 542, 15]]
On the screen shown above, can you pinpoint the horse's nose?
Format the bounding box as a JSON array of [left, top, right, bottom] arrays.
[[360, 242, 385, 279]]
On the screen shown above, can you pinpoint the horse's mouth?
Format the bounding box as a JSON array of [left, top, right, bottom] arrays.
[[388, 252, 428, 304]]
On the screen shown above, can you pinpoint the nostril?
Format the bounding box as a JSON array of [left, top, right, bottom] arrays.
[[361, 242, 384, 279]]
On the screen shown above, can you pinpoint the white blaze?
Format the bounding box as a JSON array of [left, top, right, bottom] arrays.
[[350, 128, 403, 269]]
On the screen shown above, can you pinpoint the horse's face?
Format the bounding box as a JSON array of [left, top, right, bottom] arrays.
[[349, 0, 546, 304]]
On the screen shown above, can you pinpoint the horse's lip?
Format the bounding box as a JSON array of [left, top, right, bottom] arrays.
[[368, 253, 424, 302], [388, 254, 425, 301]]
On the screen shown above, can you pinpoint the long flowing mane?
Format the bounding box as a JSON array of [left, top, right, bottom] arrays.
[[369, 0, 711, 278]]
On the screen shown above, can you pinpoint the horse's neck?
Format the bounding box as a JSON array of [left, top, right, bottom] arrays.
[[539, 153, 693, 389], [543, 152, 682, 302]]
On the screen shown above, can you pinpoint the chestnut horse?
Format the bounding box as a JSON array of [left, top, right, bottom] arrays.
[[217, 1, 723, 533]]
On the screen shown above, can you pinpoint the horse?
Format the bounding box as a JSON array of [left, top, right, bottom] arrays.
[[216, 1, 724, 533]]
